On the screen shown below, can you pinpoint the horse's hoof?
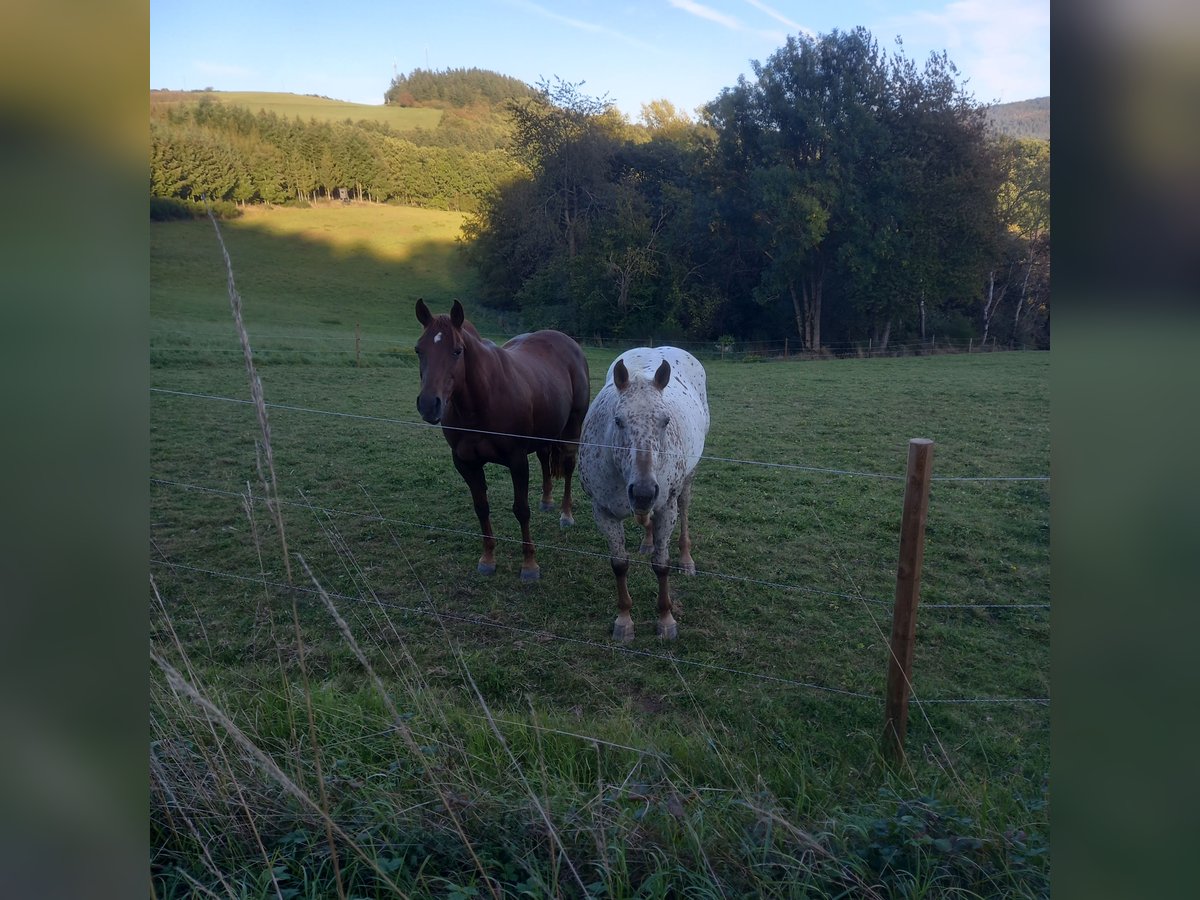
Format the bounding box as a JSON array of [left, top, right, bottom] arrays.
[[559, 514, 575, 528], [520, 567, 541, 582], [681, 560, 696, 576], [613, 621, 634, 643], [656, 621, 678, 640], [540, 500, 556, 513], [477, 562, 497, 576]]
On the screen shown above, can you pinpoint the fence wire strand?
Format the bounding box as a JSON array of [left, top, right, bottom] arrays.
[[150, 477, 1051, 611], [150, 558, 1048, 706], [151, 369, 1049, 711], [150, 387, 1051, 483]]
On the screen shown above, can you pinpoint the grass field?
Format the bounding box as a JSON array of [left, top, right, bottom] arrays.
[[150, 89, 443, 130], [151, 204, 1050, 897]]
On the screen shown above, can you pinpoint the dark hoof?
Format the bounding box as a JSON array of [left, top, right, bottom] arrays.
[[559, 514, 575, 528], [540, 500, 556, 512], [520, 567, 541, 582], [613, 621, 634, 643], [477, 562, 497, 576], [656, 621, 678, 640]]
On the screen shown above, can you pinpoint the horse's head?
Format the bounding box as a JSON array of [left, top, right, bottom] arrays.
[[414, 298, 468, 424], [610, 357, 673, 521]]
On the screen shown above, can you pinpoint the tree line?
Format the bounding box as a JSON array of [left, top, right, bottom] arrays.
[[149, 95, 522, 211], [384, 66, 538, 109], [149, 30, 1048, 349], [986, 97, 1051, 141], [467, 29, 1048, 350]]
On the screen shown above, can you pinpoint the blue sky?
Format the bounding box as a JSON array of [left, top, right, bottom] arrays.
[[150, 0, 1049, 117]]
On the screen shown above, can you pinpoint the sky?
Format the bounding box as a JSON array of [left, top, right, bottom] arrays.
[[149, 0, 1049, 118]]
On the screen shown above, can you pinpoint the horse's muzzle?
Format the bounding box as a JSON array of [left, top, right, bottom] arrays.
[[628, 480, 659, 514], [417, 394, 442, 424]]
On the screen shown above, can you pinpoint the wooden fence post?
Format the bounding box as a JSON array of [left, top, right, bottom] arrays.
[[355, 322, 361, 367], [882, 438, 935, 764]]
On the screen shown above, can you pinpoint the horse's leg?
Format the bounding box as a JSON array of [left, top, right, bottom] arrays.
[[558, 404, 586, 529], [677, 471, 696, 576], [557, 442, 577, 529], [508, 452, 540, 581], [638, 517, 654, 555], [651, 506, 679, 640], [536, 447, 555, 513], [594, 511, 633, 641], [453, 456, 496, 575]]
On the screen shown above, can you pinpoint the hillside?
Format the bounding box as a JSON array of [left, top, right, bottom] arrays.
[[150, 89, 442, 130], [986, 96, 1050, 141]]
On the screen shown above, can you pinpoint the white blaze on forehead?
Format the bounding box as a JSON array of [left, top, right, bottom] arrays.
[[434, 332, 443, 344]]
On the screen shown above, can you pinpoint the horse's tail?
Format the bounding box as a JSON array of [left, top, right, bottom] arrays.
[[549, 442, 566, 479]]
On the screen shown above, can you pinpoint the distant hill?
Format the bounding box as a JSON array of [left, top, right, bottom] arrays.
[[986, 97, 1049, 141], [149, 89, 442, 131], [384, 67, 537, 109]]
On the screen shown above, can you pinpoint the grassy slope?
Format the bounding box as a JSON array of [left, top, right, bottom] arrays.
[[151, 203, 482, 331], [151, 204, 1049, 897], [150, 89, 443, 129]]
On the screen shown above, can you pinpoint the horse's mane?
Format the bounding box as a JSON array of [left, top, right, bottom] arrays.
[[462, 320, 497, 350]]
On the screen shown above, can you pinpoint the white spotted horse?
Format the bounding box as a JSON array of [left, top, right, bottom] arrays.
[[579, 347, 710, 640]]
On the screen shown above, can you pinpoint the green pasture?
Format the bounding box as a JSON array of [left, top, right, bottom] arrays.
[[151, 204, 1050, 897], [151, 89, 443, 129], [151, 203, 485, 332]]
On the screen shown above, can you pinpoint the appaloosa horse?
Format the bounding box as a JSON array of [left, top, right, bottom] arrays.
[[578, 348, 710, 641], [414, 299, 590, 581]]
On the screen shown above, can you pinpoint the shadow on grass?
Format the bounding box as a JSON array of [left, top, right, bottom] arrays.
[[150, 211, 520, 336]]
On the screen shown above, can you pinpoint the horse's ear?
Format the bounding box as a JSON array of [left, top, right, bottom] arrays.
[[613, 359, 629, 392], [451, 299, 465, 328], [653, 359, 671, 391], [416, 298, 432, 327]]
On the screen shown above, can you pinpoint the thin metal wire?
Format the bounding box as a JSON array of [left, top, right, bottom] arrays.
[[150, 477, 1051, 610], [151, 558, 883, 702], [150, 558, 1049, 706], [150, 387, 1051, 483], [151, 325, 1044, 355]]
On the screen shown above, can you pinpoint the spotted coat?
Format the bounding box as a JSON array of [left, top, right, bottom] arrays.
[[579, 347, 710, 641]]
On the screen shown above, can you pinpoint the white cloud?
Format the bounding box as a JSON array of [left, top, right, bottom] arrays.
[[740, 0, 812, 36], [668, 0, 742, 32], [505, 0, 658, 51], [890, 0, 1050, 102]]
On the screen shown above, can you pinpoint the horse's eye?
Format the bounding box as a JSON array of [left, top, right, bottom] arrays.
[[615, 417, 625, 429], [662, 415, 671, 428], [453, 347, 463, 358]]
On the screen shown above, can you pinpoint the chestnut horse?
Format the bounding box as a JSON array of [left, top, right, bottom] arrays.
[[415, 299, 590, 581], [579, 348, 710, 641]]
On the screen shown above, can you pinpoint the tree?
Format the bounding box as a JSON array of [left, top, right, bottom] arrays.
[[747, 164, 829, 346], [638, 99, 694, 138], [506, 78, 620, 259], [464, 80, 622, 318], [996, 138, 1050, 345], [706, 28, 894, 349], [705, 29, 1001, 350], [869, 48, 1001, 348]]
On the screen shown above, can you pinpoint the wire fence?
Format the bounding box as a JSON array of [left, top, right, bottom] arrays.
[[150, 387, 1051, 483], [150, 368, 1049, 714], [150, 558, 1048, 706], [151, 324, 1048, 362], [150, 476, 1050, 612]]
